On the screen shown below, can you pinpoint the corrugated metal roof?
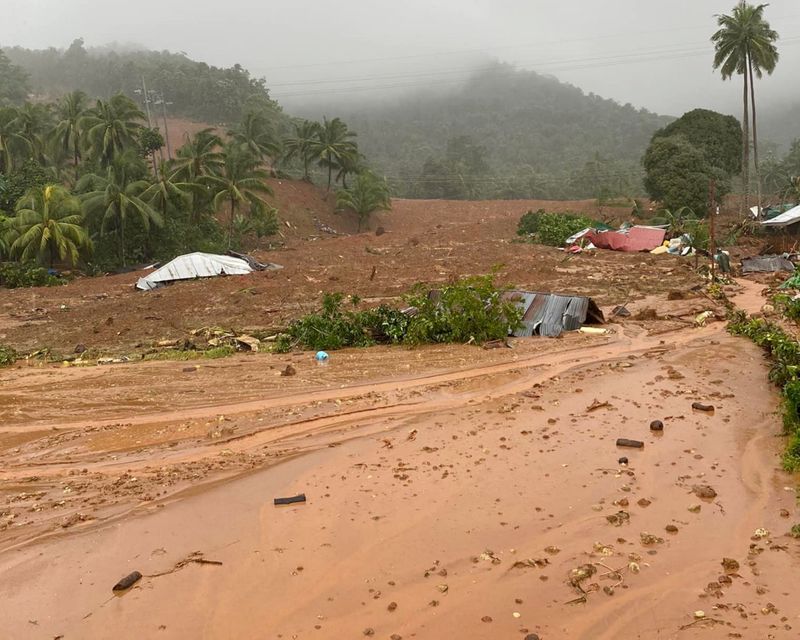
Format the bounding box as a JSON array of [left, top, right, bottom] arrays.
[[504, 291, 604, 338], [760, 204, 800, 227], [741, 255, 795, 273], [586, 226, 666, 252], [136, 252, 254, 290]]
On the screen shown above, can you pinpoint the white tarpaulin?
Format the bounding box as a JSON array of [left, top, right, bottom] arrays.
[[761, 204, 800, 228], [136, 252, 253, 290]]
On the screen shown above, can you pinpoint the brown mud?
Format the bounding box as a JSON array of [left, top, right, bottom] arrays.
[[2, 316, 799, 639]]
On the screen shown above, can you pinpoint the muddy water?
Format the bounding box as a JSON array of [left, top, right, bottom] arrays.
[[2, 326, 799, 639]]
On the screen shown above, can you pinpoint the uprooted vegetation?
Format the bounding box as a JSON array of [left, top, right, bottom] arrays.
[[0, 344, 16, 367], [274, 274, 522, 353], [516, 209, 597, 246], [727, 310, 800, 470]]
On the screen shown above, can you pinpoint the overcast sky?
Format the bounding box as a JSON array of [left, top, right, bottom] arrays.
[[2, 0, 798, 116]]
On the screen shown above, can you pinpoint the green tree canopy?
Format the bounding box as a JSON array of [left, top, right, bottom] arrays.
[[80, 94, 145, 167], [6, 184, 90, 267], [652, 109, 743, 176], [643, 135, 729, 215], [0, 49, 29, 104], [78, 156, 162, 265]]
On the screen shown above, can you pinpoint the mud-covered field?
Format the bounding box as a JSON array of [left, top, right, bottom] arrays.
[[1, 189, 798, 639]]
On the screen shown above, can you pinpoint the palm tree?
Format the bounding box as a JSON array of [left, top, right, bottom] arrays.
[[335, 171, 391, 232], [0, 106, 31, 173], [80, 94, 145, 167], [78, 158, 162, 266], [141, 162, 195, 219], [6, 184, 90, 267], [171, 128, 224, 182], [51, 90, 89, 169], [712, 1, 779, 215], [282, 120, 321, 181], [228, 110, 280, 165], [12, 103, 53, 165], [312, 116, 358, 191], [202, 146, 274, 247], [335, 148, 364, 189]]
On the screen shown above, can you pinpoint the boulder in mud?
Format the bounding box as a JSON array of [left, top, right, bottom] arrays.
[[692, 484, 717, 499]]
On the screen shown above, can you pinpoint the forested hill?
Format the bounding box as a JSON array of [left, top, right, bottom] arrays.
[[325, 63, 674, 200], [4, 39, 280, 124]]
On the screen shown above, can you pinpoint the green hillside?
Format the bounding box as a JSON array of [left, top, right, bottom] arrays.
[[331, 63, 674, 200]]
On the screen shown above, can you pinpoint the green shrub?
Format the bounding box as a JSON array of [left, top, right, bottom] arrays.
[[728, 310, 800, 470], [0, 262, 66, 288], [403, 274, 522, 345], [516, 210, 594, 246], [276, 274, 522, 353], [0, 344, 16, 367]]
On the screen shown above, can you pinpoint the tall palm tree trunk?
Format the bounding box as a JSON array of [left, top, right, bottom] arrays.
[[748, 54, 763, 218], [120, 217, 126, 267], [228, 197, 237, 249], [327, 155, 333, 191], [741, 67, 750, 216]]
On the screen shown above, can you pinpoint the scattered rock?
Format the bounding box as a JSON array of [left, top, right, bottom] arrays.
[[112, 571, 142, 592], [721, 558, 740, 574], [524, 635, 541, 640], [688, 504, 702, 513], [665, 524, 679, 533], [640, 532, 664, 545], [363, 628, 374, 636], [618, 456, 629, 465], [481, 616, 493, 623], [74, 344, 87, 354], [692, 402, 715, 413], [280, 364, 296, 377], [779, 508, 790, 518], [649, 420, 664, 432], [692, 484, 717, 499], [387, 602, 397, 612], [637, 498, 652, 508], [606, 511, 630, 526], [616, 438, 644, 449]]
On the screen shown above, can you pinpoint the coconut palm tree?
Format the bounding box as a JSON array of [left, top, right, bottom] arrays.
[[282, 120, 321, 181], [78, 158, 162, 266], [335, 148, 364, 189], [80, 94, 145, 167], [171, 128, 224, 182], [0, 106, 31, 174], [201, 146, 273, 247], [335, 171, 391, 232], [312, 116, 358, 191], [712, 1, 779, 215], [51, 90, 89, 170], [6, 184, 90, 267], [228, 110, 281, 165], [12, 103, 53, 165], [141, 162, 195, 219]]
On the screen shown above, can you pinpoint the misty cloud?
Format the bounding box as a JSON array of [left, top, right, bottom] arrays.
[[2, 0, 798, 116]]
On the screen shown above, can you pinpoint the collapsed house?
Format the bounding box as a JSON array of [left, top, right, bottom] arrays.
[[759, 203, 800, 229], [136, 252, 282, 291], [503, 290, 605, 338], [567, 225, 666, 253]]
